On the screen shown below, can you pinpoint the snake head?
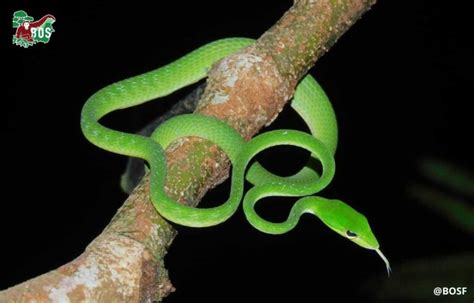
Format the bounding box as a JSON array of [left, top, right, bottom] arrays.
[[313, 198, 391, 275]]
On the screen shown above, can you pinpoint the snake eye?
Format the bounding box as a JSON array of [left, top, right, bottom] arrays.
[[346, 230, 358, 238]]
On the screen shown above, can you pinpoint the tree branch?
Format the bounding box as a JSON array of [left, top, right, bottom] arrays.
[[0, 0, 376, 301]]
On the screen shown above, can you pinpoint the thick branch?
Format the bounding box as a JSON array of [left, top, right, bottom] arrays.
[[0, 0, 376, 301]]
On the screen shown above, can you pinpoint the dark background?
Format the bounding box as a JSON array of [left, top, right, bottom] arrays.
[[2, 0, 473, 302]]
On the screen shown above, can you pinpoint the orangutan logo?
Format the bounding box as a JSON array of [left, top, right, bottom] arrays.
[[12, 10, 56, 48]]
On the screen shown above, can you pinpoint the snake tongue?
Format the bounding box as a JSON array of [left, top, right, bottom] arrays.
[[375, 248, 391, 277]]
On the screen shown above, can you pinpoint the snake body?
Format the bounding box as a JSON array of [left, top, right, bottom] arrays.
[[81, 38, 390, 273]]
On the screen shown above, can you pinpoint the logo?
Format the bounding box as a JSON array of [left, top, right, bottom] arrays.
[[12, 10, 56, 48]]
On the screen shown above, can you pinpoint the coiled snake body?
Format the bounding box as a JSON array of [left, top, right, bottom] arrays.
[[81, 38, 390, 273]]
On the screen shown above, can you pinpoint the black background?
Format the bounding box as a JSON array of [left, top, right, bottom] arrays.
[[2, 0, 473, 302]]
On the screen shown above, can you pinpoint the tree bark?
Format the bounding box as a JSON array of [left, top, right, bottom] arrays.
[[0, 0, 376, 301]]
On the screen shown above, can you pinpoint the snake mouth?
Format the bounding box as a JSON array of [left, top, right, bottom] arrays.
[[375, 248, 391, 276]]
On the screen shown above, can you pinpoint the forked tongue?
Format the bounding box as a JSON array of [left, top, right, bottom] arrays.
[[375, 248, 391, 276]]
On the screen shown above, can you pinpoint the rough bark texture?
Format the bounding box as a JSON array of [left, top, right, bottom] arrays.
[[0, 0, 376, 301]]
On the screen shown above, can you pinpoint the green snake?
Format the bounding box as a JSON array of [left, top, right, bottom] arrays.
[[81, 38, 390, 274]]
